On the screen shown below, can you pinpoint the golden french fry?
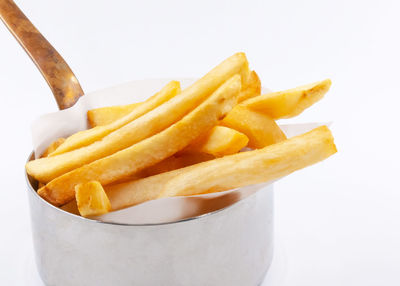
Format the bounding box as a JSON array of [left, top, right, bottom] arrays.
[[54, 53, 249, 156], [137, 153, 214, 178], [26, 53, 249, 183], [88, 72, 255, 158], [242, 79, 331, 119], [159, 125, 336, 198], [51, 80, 181, 156], [37, 75, 241, 206], [182, 126, 248, 157], [89, 71, 259, 129], [62, 153, 214, 213], [40, 138, 65, 158], [87, 102, 141, 127], [105, 125, 336, 210], [75, 181, 111, 217], [38, 138, 66, 187], [105, 156, 211, 210], [221, 105, 286, 149], [238, 70, 261, 102], [87, 69, 255, 130], [105, 167, 185, 211], [120, 154, 203, 182]]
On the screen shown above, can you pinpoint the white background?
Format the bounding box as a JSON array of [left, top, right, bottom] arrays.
[[1, 0, 399, 285]]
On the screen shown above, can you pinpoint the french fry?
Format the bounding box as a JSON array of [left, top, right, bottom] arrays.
[[85, 72, 255, 157], [221, 105, 286, 149], [105, 173, 174, 211], [40, 138, 65, 158], [53, 53, 249, 156], [60, 153, 214, 214], [115, 152, 215, 183], [138, 153, 214, 177], [87, 102, 141, 127], [104, 126, 336, 209], [37, 75, 241, 206], [51, 80, 181, 156], [238, 70, 261, 102], [159, 125, 336, 198], [242, 79, 331, 119], [86, 72, 256, 158], [105, 161, 202, 210], [37, 138, 65, 188], [182, 126, 249, 157], [38, 138, 66, 188], [75, 181, 111, 217], [26, 53, 249, 183], [87, 70, 259, 128]]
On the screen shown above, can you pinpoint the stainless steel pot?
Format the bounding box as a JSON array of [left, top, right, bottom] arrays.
[[26, 154, 274, 286]]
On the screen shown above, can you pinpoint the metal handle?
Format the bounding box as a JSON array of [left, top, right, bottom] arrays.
[[0, 0, 84, 110]]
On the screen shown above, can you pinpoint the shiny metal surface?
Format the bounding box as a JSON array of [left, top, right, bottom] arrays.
[[26, 153, 274, 286]]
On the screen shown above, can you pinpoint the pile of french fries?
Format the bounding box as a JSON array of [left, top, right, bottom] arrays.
[[26, 53, 337, 218]]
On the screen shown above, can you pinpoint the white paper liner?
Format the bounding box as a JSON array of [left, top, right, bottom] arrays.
[[31, 79, 327, 224], [95, 183, 274, 224]]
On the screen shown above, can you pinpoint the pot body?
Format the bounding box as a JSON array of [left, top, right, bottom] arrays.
[[27, 165, 273, 286]]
